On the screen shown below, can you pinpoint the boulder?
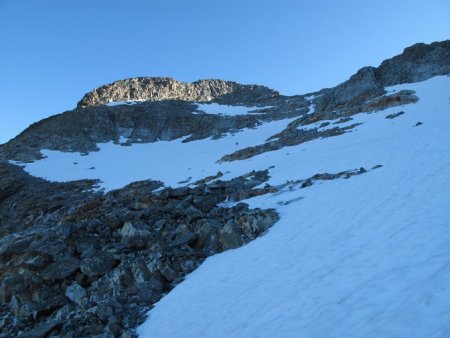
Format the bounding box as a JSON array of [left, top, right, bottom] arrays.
[[218, 221, 245, 250], [120, 222, 152, 248], [40, 257, 80, 281], [65, 283, 87, 304], [80, 253, 118, 277]]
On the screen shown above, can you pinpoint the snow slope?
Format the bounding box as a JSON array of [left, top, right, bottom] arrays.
[[135, 76, 450, 337], [14, 76, 450, 337]]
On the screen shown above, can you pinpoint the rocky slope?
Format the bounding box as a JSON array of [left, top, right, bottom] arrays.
[[1, 41, 448, 164], [0, 40, 449, 337], [0, 163, 278, 337]]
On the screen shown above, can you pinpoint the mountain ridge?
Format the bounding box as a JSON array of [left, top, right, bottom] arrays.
[[1, 40, 448, 164], [0, 40, 449, 337]]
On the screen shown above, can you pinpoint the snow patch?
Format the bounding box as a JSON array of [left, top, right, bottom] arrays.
[[106, 100, 145, 106], [195, 103, 272, 116]]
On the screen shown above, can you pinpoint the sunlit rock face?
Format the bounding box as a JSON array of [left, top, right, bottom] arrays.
[[77, 77, 280, 108]]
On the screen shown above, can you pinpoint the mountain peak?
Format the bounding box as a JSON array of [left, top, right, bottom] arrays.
[[77, 77, 280, 108]]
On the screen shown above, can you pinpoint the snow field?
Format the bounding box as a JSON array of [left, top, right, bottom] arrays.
[[136, 76, 450, 337]]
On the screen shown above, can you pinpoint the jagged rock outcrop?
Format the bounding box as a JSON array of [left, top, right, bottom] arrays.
[[375, 40, 450, 86], [313, 66, 385, 113], [311, 39, 449, 115], [77, 78, 280, 108]]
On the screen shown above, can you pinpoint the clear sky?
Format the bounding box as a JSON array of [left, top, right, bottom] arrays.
[[0, 0, 449, 144]]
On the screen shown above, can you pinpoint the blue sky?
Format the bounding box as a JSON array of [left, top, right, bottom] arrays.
[[0, 0, 449, 144]]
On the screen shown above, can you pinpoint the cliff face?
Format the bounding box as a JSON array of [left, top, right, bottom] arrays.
[[77, 78, 280, 108], [375, 40, 450, 86]]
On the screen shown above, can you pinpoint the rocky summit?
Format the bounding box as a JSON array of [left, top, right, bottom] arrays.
[[0, 40, 449, 338], [77, 78, 279, 108]]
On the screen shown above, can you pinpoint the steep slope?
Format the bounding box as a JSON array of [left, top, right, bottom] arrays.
[[137, 75, 450, 338], [0, 40, 449, 337]]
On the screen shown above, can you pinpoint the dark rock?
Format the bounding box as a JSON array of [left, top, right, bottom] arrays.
[[194, 221, 221, 253], [0, 177, 24, 203], [385, 111, 405, 119], [120, 222, 152, 248], [0, 233, 33, 255], [80, 252, 118, 277], [218, 222, 245, 250], [158, 262, 177, 282], [41, 257, 80, 281], [172, 231, 198, 248], [192, 195, 218, 212], [301, 179, 313, 188], [17, 320, 62, 338]]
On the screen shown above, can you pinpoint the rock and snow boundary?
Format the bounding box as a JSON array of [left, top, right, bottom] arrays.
[[14, 75, 450, 337], [140, 76, 450, 338]]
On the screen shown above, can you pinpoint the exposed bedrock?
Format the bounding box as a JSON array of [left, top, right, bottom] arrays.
[[77, 78, 280, 108]]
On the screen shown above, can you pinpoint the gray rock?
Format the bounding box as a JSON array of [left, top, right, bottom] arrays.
[[192, 195, 218, 212], [385, 111, 405, 120], [314, 66, 384, 113], [80, 252, 118, 277], [158, 262, 177, 282], [40, 257, 80, 281], [218, 221, 245, 250], [120, 222, 152, 248], [17, 320, 62, 338], [171, 231, 198, 247], [65, 283, 87, 304], [0, 233, 33, 255]]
